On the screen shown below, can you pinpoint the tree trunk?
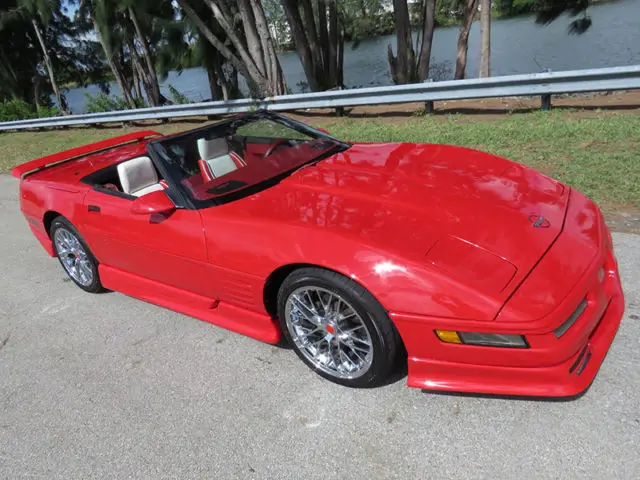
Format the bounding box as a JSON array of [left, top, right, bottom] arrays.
[[455, 0, 479, 80], [282, 0, 345, 92], [480, 0, 491, 78], [282, 0, 321, 92], [33, 75, 42, 110], [338, 28, 344, 87], [388, 0, 415, 84], [318, 2, 329, 76], [298, 0, 323, 82], [205, 64, 223, 100], [132, 64, 142, 101], [131, 52, 150, 105], [237, 0, 267, 75], [417, 0, 436, 81], [201, 39, 225, 100], [227, 66, 239, 98], [204, 0, 267, 93], [327, 1, 339, 88], [217, 70, 231, 100], [128, 6, 162, 105], [31, 18, 66, 113], [92, 16, 136, 108], [250, 0, 285, 93]]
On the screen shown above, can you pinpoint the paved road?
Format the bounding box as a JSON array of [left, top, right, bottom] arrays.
[[0, 174, 638, 480]]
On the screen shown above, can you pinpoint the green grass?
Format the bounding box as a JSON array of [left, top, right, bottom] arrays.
[[1, 110, 639, 209]]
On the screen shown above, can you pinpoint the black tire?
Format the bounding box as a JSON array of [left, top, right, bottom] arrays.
[[277, 267, 401, 388], [50, 216, 104, 293]]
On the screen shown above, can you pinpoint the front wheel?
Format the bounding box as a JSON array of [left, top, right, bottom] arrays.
[[50, 216, 104, 293], [277, 268, 401, 388]]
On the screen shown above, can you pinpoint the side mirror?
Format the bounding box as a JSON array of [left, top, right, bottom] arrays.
[[130, 189, 176, 215], [316, 127, 330, 135]]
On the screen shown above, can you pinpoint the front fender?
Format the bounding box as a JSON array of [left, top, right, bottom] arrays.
[[207, 218, 501, 321]]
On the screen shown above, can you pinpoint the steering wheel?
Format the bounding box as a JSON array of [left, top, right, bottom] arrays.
[[264, 138, 293, 157]]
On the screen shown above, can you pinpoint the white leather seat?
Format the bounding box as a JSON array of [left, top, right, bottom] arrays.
[[197, 137, 239, 178], [117, 156, 165, 197]]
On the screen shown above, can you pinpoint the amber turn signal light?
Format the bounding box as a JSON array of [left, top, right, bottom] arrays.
[[434, 330, 462, 344]]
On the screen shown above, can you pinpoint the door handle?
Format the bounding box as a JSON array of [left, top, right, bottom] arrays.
[[88, 205, 101, 213]]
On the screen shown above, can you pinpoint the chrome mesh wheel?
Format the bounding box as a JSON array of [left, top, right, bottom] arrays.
[[284, 286, 373, 379], [53, 227, 94, 287]]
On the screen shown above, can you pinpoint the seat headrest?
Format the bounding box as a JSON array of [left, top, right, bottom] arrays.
[[117, 156, 158, 195], [197, 137, 228, 160]]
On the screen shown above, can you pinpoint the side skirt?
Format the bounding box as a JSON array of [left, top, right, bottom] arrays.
[[99, 265, 281, 344]]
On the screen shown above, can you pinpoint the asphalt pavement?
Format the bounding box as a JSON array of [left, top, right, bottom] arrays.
[[0, 174, 638, 479]]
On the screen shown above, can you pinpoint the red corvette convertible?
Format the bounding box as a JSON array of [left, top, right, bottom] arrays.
[[12, 112, 624, 396]]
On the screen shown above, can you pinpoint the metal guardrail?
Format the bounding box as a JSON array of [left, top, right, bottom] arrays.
[[1, 65, 639, 132]]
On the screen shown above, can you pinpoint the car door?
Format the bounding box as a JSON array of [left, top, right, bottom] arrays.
[[79, 187, 220, 299]]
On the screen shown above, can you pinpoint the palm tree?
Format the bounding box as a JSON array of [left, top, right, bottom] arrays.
[[118, 0, 177, 106], [76, 0, 137, 108]]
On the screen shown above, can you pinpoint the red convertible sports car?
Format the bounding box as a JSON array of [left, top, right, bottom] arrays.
[[12, 112, 624, 396]]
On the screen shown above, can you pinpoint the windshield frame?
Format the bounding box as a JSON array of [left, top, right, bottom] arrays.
[[146, 111, 350, 210]]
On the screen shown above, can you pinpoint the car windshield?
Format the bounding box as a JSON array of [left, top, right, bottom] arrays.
[[148, 113, 348, 208]]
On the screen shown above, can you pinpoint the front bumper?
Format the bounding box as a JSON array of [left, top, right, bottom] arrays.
[[394, 283, 623, 397], [392, 197, 625, 398]]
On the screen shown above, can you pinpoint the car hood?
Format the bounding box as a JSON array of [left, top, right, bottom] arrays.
[[231, 142, 568, 299]]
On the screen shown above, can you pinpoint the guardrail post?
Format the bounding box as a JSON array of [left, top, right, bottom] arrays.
[[423, 79, 435, 114], [424, 101, 435, 114], [541, 94, 552, 111]]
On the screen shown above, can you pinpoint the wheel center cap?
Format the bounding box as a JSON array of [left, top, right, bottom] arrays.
[[325, 324, 335, 334]]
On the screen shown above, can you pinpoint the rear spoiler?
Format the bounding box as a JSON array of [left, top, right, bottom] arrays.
[[11, 130, 162, 179]]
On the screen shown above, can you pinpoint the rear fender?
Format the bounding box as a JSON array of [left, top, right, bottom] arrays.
[[19, 179, 90, 246]]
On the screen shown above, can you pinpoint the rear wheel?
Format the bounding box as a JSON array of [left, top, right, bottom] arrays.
[[50, 216, 103, 293], [277, 267, 401, 388]]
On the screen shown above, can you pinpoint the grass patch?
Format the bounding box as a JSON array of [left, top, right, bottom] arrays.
[[1, 111, 639, 208]]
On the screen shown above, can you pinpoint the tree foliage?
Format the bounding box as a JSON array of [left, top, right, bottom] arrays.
[[0, 0, 105, 111], [499, 0, 592, 34], [178, 0, 285, 98]]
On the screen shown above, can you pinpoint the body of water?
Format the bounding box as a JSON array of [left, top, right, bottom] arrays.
[[64, 0, 640, 113]]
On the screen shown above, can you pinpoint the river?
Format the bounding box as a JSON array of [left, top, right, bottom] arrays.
[[64, 0, 640, 113]]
